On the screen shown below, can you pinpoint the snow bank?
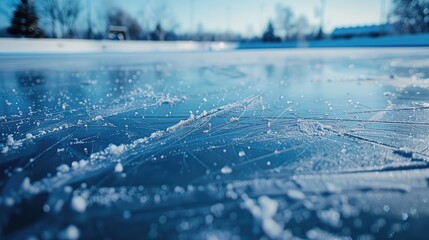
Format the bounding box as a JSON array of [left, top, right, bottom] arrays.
[[1, 33, 428, 55], [0, 38, 237, 54]]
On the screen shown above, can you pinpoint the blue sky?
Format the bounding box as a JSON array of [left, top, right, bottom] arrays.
[[1, 0, 393, 36], [114, 0, 393, 35]]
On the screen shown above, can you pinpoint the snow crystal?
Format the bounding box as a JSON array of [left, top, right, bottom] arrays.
[[4, 197, 14, 206], [261, 217, 283, 239], [306, 228, 343, 240], [114, 162, 124, 173], [57, 164, 70, 173], [287, 189, 306, 200], [6, 134, 14, 145], [242, 195, 285, 239], [229, 117, 240, 122], [220, 166, 232, 174], [150, 131, 164, 138], [71, 195, 87, 213], [94, 115, 104, 121], [107, 144, 126, 156], [1, 146, 9, 154], [317, 209, 342, 227], [258, 196, 278, 218], [60, 225, 80, 240], [25, 133, 34, 139], [21, 177, 31, 190], [238, 150, 246, 157]]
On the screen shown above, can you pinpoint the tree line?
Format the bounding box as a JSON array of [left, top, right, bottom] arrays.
[[3, 0, 429, 41]]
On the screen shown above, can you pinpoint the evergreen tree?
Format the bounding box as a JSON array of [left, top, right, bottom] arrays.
[[8, 0, 43, 38], [262, 21, 281, 42], [151, 23, 165, 41]]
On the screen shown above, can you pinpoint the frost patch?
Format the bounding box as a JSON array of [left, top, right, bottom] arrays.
[[242, 195, 291, 239], [107, 144, 126, 156], [114, 162, 124, 173], [71, 195, 87, 213]]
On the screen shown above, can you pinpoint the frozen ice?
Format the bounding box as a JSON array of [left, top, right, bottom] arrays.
[[1, 48, 429, 239]]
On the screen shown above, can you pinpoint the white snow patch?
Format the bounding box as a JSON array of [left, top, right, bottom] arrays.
[[258, 195, 278, 218], [57, 164, 70, 173], [114, 162, 124, 173], [25, 133, 34, 139], [238, 150, 246, 157], [317, 209, 342, 227], [21, 177, 31, 190], [150, 131, 164, 138], [286, 189, 306, 200], [107, 144, 126, 156], [59, 225, 80, 240], [94, 115, 104, 121], [229, 117, 240, 122], [242, 195, 285, 239], [306, 228, 344, 240], [166, 112, 195, 132], [6, 134, 14, 146], [220, 166, 233, 174], [71, 195, 87, 213], [1, 146, 9, 154]]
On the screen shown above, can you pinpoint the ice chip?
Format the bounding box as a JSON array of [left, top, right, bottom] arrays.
[[114, 162, 124, 173], [71, 195, 87, 213], [220, 166, 232, 174]]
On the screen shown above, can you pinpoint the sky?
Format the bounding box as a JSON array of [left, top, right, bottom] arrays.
[[1, 0, 393, 36], [115, 0, 393, 36]]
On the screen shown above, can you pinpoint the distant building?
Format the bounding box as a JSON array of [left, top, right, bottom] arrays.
[[331, 24, 394, 39], [108, 26, 130, 40]]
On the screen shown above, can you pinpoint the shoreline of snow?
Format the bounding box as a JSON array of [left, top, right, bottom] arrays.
[[0, 38, 237, 54], [1, 33, 429, 54]]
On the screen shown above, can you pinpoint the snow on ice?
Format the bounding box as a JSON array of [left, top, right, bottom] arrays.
[[1, 48, 429, 239]]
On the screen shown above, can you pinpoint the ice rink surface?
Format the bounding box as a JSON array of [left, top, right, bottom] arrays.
[[1, 48, 429, 239]]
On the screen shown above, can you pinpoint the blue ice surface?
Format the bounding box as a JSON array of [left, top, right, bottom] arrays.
[[0, 48, 429, 239]]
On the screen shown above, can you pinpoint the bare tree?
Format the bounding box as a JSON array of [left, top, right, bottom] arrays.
[[39, 0, 58, 38], [58, 0, 81, 38], [152, 4, 179, 33], [38, 0, 82, 38], [293, 15, 311, 41], [393, 0, 429, 34], [275, 4, 295, 41]]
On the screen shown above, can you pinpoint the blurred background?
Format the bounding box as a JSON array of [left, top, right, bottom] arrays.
[[0, 0, 428, 42]]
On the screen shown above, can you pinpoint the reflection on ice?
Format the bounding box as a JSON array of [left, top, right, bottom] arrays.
[[0, 48, 429, 239]]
